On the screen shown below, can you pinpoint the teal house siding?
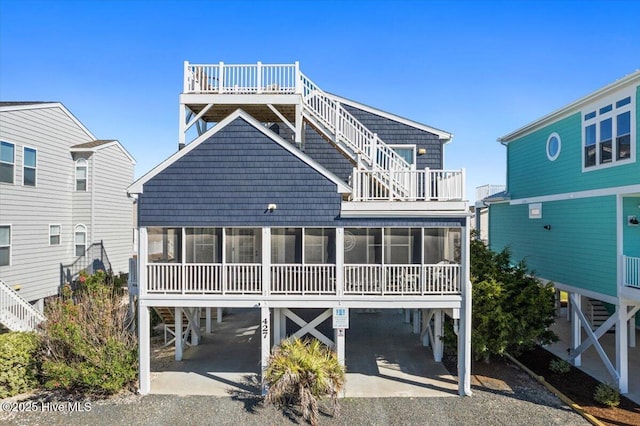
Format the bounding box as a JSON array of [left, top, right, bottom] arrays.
[[506, 84, 640, 200], [490, 196, 618, 298]]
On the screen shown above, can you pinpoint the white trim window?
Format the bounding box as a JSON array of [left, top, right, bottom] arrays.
[[582, 89, 635, 170], [389, 145, 417, 169], [75, 224, 87, 256], [0, 141, 15, 184], [76, 158, 88, 191], [23, 146, 37, 186], [49, 224, 61, 246], [0, 225, 10, 266]]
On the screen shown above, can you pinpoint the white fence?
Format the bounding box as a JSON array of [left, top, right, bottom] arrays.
[[351, 168, 465, 201], [475, 184, 506, 201], [146, 263, 460, 296], [0, 279, 45, 332], [184, 62, 298, 94], [623, 255, 640, 289]]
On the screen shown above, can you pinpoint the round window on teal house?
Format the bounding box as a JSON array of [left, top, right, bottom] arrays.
[[546, 132, 561, 161]]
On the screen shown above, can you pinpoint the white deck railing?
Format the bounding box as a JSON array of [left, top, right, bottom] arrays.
[[351, 168, 465, 201], [0, 279, 45, 332], [145, 263, 460, 296], [623, 255, 640, 289], [475, 184, 506, 201], [184, 62, 299, 94]]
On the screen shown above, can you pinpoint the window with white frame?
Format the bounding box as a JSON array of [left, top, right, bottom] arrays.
[[0, 225, 10, 266], [583, 90, 635, 170], [0, 141, 15, 184], [75, 224, 87, 256], [304, 228, 336, 264], [76, 158, 88, 191], [23, 147, 37, 186], [49, 225, 61, 246], [384, 228, 421, 264], [389, 145, 416, 168], [185, 228, 222, 263], [271, 228, 302, 264]]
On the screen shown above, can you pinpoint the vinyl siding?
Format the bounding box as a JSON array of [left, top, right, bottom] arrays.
[[0, 106, 90, 302], [93, 144, 134, 274], [623, 196, 640, 258], [489, 196, 617, 297], [506, 84, 639, 199], [139, 117, 464, 228]]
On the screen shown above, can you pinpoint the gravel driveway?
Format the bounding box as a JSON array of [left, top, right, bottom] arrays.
[[2, 383, 588, 426]]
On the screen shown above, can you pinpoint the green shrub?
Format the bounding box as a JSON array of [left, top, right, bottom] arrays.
[[593, 383, 620, 407], [549, 358, 571, 374], [39, 272, 137, 395], [265, 338, 345, 426], [0, 332, 40, 398], [464, 238, 558, 362]]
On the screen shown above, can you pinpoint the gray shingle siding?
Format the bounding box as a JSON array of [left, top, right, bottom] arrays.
[[138, 117, 463, 228]]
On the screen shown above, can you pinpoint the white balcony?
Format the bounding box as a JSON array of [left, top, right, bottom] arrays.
[[144, 263, 460, 298], [623, 255, 640, 289]]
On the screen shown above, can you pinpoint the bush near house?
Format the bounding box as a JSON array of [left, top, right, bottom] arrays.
[[468, 237, 558, 362], [38, 271, 137, 395], [0, 332, 40, 398], [264, 337, 345, 426]]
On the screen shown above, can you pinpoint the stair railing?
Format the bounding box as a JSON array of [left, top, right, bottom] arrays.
[[0, 279, 45, 331]]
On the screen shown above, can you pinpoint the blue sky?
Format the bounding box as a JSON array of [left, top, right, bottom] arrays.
[[1, 0, 639, 201]]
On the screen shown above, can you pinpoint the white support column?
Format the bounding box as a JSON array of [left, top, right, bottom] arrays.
[[336, 228, 344, 298], [178, 103, 186, 148], [139, 228, 148, 298], [274, 308, 281, 345], [175, 307, 183, 361], [138, 305, 151, 395], [412, 309, 420, 335], [190, 308, 199, 346], [217, 307, 223, 323], [279, 308, 286, 339], [421, 309, 431, 347], [570, 293, 582, 366], [458, 217, 472, 396], [334, 327, 346, 367], [434, 310, 443, 362], [260, 306, 271, 396], [630, 312, 637, 348], [262, 228, 271, 297], [206, 307, 212, 334], [616, 303, 629, 393], [404, 309, 411, 323]]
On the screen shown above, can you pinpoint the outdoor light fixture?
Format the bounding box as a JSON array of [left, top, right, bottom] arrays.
[[418, 148, 427, 155], [543, 224, 552, 230], [266, 203, 277, 212]]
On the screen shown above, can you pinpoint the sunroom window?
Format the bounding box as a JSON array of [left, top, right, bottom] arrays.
[[344, 228, 381, 264], [424, 228, 461, 264], [185, 228, 221, 263], [147, 227, 181, 263], [271, 228, 302, 264], [304, 228, 336, 264]]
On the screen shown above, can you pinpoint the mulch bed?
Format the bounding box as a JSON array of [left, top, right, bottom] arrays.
[[516, 347, 640, 426]]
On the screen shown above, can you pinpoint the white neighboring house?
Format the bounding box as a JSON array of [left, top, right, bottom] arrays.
[[0, 102, 135, 322]]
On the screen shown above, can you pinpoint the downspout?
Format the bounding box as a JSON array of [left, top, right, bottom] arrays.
[[90, 152, 96, 245]]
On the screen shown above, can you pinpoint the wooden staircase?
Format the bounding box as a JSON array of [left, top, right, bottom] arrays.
[[587, 298, 614, 332]]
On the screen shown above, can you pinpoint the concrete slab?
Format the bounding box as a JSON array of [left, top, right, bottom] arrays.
[[546, 313, 640, 404], [150, 308, 458, 398]]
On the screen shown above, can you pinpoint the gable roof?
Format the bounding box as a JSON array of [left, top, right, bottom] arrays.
[[498, 70, 640, 144], [328, 93, 453, 142], [128, 108, 351, 195], [0, 102, 97, 140], [70, 139, 136, 164]]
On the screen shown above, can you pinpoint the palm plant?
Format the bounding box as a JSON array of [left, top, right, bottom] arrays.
[[264, 337, 346, 425]]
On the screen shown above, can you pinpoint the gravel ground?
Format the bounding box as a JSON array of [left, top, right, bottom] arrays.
[[1, 382, 588, 426]]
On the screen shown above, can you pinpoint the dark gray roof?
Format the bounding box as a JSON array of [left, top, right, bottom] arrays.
[[70, 140, 116, 149], [0, 101, 55, 107], [483, 190, 510, 202]]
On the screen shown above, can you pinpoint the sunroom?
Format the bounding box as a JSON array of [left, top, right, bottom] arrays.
[[143, 226, 462, 298]]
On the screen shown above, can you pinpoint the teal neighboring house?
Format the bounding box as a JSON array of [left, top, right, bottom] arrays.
[[488, 71, 640, 394]]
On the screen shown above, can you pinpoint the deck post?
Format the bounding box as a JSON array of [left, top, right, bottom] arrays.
[[631, 313, 637, 348], [570, 293, 582, 366], [334, 326, 346, 366], [274, 308, 281, 345], [295, 102, 303, 146], [458, 217, 472, 396], [206, 307, 212, 333], [138, 305, 151, 395], [190, 308, 199, 346], [217, 307, 223, 323], [336, 228, 344, 297], [260, 305, 271, 396], [412, 309, 420, 334], [404, 309, 411, 323], [279, 308, 286, 339], [616, 303, 628, 393], [434, 309, 443, 362], [256, 61, 262, 94], [262, 228, 271, 297], [175, 307, 183, 361]]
